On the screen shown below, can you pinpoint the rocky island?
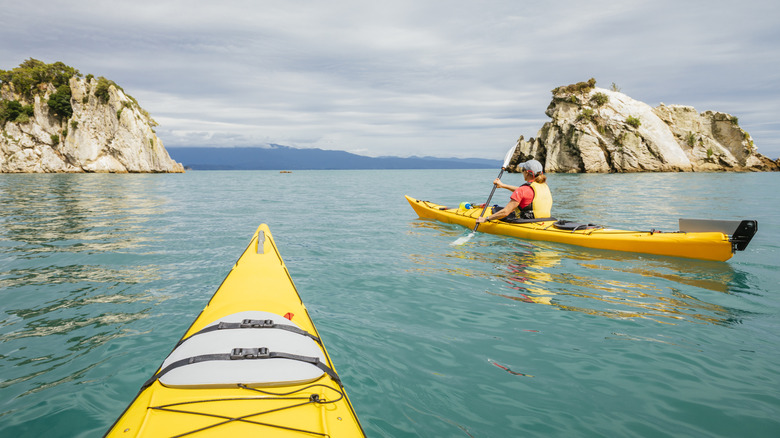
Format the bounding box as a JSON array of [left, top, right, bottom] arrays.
[[509, 79, 779, 173], [1, 59, 183, 173]]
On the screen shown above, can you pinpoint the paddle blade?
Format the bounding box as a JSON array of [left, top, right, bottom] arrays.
[[451, 232, 475, 246], [502, 145, 517, 168]]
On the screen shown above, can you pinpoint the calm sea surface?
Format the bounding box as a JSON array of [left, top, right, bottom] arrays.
[[1, 170, 779, 437]]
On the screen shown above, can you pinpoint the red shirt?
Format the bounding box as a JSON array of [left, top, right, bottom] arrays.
[[510, 184, 534, 208]]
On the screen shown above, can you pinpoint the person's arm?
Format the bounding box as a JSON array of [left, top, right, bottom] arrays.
[[493, 178, 518, 192], [476, 199, 519, 223]]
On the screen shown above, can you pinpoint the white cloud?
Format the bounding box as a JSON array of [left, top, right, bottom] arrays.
[[2, 0, 779, 159]]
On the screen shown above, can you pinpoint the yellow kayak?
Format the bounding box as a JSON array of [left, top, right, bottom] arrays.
[[406, 195, 757, 262], [105, 224, 365, 437]]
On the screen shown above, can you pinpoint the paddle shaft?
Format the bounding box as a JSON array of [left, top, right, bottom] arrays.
[[473, 167, 505, 232]]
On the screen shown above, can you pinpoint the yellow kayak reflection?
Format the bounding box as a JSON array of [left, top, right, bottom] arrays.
[[410, 221, 739, 326]]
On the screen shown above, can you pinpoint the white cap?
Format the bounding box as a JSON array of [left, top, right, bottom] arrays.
[[519, 159, 544, 175]]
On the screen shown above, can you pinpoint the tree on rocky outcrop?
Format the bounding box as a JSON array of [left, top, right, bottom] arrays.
[[1, 59, 80, 121], [94, 77, 116, 104], [1, 59, 183, 173], [47, 84, 73, 119], [0, 99, 34, 124], [0, 58, 79, 99]]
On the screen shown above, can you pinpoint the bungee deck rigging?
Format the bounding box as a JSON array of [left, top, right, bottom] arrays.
[[104, 225, 365, 437], [145, 383, 346, 438]]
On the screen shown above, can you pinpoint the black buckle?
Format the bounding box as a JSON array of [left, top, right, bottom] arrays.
[[230, 347, 270, 360], [240, 319, 274, 328]]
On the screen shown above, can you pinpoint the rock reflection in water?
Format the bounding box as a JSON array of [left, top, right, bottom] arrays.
[[0, 174, 171, 398], [0, 173, 168, 256]]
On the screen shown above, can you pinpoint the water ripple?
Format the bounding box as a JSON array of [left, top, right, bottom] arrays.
[[1, 171, 779, 437]]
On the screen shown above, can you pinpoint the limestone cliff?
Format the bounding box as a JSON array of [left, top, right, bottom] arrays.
[[511, 80, 779, 173], [1, 76, 184, 173]]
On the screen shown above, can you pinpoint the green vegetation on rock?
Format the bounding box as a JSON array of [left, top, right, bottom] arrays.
[[0, 100, 34, 123], [47, 84, 73, 119], [94, 76, 115, 103], [0, 58, 80, 98], [552, 78, 597, 95], [577, 108, 595, 123], [590, 92, 609, 107], [1, 59, 82, 122], [686, 132, 697, 147], [626, 116, 641, 128], [1, 59, 151, 127]]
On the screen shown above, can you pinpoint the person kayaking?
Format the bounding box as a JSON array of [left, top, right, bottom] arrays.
[[476, 159, 553, 223]]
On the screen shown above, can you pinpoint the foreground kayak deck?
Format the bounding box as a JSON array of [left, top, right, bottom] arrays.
[[406, 196, 757, 262], [105, 224, 365, 437]]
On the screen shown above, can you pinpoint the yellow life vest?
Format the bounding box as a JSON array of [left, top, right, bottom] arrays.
[[513, 181, 553, 219], [530, 181, 552, 218]]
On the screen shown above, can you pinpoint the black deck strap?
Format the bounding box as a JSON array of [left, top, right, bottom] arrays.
[[176, 319, 321, 347], [142, 353, 229, 389], [142, 347, 341, 389]]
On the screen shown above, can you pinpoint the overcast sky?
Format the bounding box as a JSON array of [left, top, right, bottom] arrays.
[[2, 0, 779, 159]]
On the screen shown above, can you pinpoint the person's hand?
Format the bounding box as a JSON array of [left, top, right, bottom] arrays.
[[493, 178, 502, 187], [477, 216, 488, 224]]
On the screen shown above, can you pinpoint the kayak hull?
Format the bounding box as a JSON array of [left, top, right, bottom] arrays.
[[105, 224, 365, 437], [406, 196, 735, 262]]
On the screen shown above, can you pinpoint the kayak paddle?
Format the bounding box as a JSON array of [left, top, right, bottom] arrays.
[[451, 145, 517, 246]]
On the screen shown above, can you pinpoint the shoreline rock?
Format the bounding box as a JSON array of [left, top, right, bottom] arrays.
[[510, 80, 779, 173], [1, 76, 184, 173]]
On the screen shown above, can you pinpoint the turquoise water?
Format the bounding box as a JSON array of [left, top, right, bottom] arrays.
[[1, 170, 779, 437]]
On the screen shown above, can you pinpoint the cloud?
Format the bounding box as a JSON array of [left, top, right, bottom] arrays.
[[2, 0, 779, 158]]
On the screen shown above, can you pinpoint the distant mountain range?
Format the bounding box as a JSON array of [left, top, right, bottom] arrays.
[[166, 145, 500, 170]]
